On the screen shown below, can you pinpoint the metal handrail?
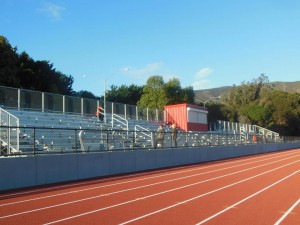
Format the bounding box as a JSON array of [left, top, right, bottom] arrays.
[[111, 113, 128, 130], [0, 108, 19, 154]]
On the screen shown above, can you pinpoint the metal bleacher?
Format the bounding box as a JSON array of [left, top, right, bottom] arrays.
[[3, 109, 105, 154], [1, 108, 162, 154], [1, 107, 283, 156]]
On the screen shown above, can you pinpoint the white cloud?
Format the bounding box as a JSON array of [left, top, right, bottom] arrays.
[[192, 67, 214, 90], [127, 63, 165, 84], [194, 67, 214, 79], [122, 64, 214, 90], [130, 63, 163, 75], [37, 2, 65, 21]]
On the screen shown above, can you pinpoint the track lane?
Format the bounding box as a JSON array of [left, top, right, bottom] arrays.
[[41, 155, 300, 224], [1, 149, 298, 202], [195, 170, 300, 225], [274, 198, 300, 225], [1, 152, 299, 219], [1, 150, 298, 209], [0, 149, 299, 225], [115, 160, 300, 225]]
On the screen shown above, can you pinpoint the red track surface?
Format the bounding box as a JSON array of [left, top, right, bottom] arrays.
[[1, 149, 299, 225]]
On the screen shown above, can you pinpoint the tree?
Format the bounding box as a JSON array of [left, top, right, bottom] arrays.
[[138, 75, 195, 112], [0, 35, 75, 95], [18, 52, 36, 89], [26, 60, 74, 95], [181, 85, 195, 104], [240, 104, 271, 127], [164, 78, 195, 105], [0, 36, 20, 87], [127, 84, 143, 105], [164, 78, 181, 105], [106, 84, 143, 105], [74, 90, 97, 99], [55, 71, 74, 95], [221, 74, 273, 122], [138, 75, 168, 110], [19, 53, 75, 94], [207, 104, 231, 123], [260, 90, 300, 135]]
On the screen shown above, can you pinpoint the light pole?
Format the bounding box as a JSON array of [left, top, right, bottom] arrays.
[[103, 68, 130, 124], [194, 96, 221, 107]]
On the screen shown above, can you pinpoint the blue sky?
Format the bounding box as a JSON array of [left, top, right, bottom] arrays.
[[1, 0, 300, 96]]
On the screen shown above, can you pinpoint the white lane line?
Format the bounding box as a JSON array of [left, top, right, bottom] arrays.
[[2, 151, 298, 207], [0, 162, 203, 198], [1, 154, 299, 218], [0, 162, 233, 205], [1, 155, 298, 219], [43, 160, 300, 225], [0, 157, 267, 207], [274, 198, 300, 225], [1, 149, 297, 199], [0, 164, 191, 198], [196, 171, 300, 225], [119, 167, 300, 225]]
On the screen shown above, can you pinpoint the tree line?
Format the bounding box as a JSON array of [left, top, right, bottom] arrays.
[[209, 74, 300, 136], [0, 36, 74, 96], [1, 35, 299, 135]]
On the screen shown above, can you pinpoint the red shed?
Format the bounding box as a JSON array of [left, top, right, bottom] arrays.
[[164, 103, 208, 131]]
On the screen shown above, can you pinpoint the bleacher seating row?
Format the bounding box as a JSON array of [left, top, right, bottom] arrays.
[[1, 109, 103, 153], [1, 109, 164, 154], [1, 108, 259, 155]]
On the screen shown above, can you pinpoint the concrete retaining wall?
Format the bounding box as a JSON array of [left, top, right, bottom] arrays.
[[1, 142, 300, 191]]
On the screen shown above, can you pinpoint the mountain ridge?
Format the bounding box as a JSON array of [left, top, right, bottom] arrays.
[[194, 81, 300, 101]]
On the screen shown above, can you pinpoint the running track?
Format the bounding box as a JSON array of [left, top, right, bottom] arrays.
[[1, 149, 299, 225]]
